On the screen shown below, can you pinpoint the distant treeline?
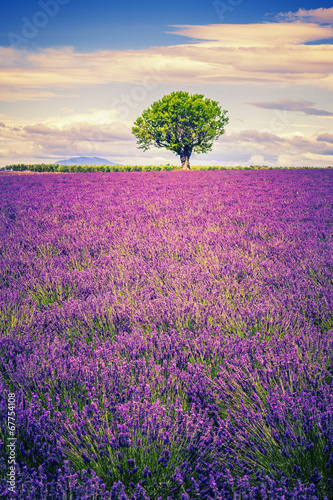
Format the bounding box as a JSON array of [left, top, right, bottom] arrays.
[[2, 164, 332, 173]]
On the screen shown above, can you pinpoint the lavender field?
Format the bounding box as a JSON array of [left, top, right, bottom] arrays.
[[1, 169, 333, 500]]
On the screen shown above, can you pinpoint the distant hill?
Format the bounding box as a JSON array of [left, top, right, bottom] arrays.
[[54, 157, 119, 166]]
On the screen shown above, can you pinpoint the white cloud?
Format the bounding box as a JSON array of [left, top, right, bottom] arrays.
[[0, 19, 333, 102], [275, 7, 333, 24], [168, 22, 333, 46], [0, 111, 134, 164]]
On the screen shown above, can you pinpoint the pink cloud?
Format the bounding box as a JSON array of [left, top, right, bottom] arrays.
[[275, 7, 333, 24], [317, 133, 333, 143]]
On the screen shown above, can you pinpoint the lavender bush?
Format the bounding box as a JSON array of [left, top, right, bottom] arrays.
[[0, 169, 332, 499]]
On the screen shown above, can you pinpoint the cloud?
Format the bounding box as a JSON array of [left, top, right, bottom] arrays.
[[223, 129, 284, 145], [168, 22, 333, 47], [0, 110, 135, 162], [275, 7, 333, 24], [247, 98, 333, 116], [209, 129, 333, 166], [0, 86, 64, 102], [317, 133, 333, 143], [1, 19, 333, 101]]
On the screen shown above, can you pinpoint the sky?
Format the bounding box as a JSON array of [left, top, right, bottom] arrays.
[[0, 0, 333, 167]]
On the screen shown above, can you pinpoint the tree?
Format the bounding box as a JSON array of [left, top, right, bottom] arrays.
[[132, 91, 229, 169]]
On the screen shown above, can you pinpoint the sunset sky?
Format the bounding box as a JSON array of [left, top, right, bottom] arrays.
[[0, 0, 333, 167]]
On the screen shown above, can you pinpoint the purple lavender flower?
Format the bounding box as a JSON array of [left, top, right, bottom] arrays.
[[0, 170, 332, 499]]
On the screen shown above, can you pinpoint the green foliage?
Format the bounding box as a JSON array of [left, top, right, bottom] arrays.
[[132, 91, 229, 167], [1, 164, 329, 173]]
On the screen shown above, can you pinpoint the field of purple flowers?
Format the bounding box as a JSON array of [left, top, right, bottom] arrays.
[[0, 169, 333, 500]]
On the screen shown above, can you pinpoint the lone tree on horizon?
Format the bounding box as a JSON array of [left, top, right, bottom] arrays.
[[132, 91, 229, 169]]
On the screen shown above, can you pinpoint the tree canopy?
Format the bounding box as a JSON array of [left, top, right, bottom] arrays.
[[132, 91, 229, 169]]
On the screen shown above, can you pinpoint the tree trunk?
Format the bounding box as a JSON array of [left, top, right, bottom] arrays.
[[180, 154, 190, 170]]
